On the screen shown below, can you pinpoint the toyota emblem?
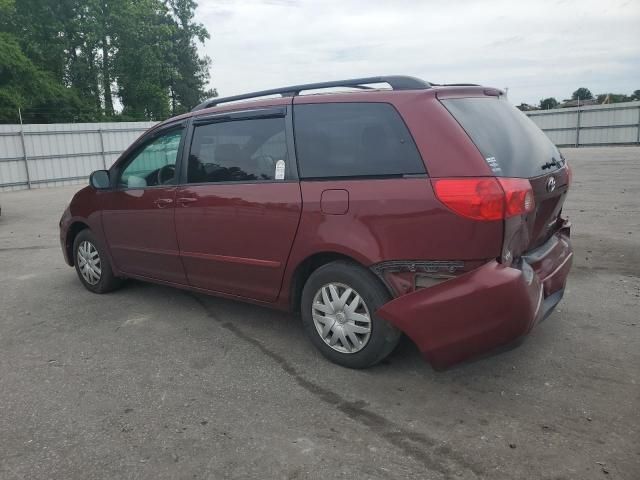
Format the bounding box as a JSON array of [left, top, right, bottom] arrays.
[[546, 176, 556, 193]]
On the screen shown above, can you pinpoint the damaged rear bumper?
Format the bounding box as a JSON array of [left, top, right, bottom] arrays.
[[376, 228, 573, 369]]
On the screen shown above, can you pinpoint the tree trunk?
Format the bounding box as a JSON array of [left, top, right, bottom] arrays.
[[102, 39, 114, 117], [170, 83, 177, 116], [90, 51, 102, 115]]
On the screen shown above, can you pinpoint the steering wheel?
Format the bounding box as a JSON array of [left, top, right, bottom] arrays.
[[157, 164, 175, 185]]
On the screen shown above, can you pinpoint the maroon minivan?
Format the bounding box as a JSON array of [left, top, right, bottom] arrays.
[[59, 76, 573, 369]]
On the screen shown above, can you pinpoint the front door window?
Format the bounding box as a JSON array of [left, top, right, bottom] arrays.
[[118, 128, 183, 188]]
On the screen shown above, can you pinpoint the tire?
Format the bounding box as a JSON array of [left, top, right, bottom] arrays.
[[72, 229, 122, 294], [301, 260, 401, 369]]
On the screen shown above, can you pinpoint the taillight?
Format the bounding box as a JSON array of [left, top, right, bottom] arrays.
[[432, 177, 534, 221], [566, 162, 572, 187], [499, 178, 535, 217]]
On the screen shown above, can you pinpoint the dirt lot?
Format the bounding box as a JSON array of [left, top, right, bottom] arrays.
[[1, 146, 638, 480]]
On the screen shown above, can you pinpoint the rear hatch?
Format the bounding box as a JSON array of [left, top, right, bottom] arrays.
[[440, 95, 570, 257]]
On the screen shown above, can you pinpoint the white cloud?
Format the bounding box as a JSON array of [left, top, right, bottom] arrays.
[[197, 0, 640, 105]]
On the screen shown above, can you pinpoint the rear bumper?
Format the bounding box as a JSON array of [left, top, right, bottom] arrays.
[[376, 227, 572, 369]]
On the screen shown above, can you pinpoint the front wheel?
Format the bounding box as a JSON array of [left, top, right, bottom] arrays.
[[301, 261, 401, 369], [73, 229, 121, 294]]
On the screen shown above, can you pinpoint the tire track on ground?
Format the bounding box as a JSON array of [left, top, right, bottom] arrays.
[[190, 293, 484, 479]]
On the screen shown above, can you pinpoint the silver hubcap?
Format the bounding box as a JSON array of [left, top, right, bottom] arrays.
[[312, 283, 372, 354], [77, 241, 101, 285]]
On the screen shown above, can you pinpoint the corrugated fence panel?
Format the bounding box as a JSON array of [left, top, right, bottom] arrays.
[[543, 129, 577, 146], [104, 153, 121, 169], [527, 101, 640, 147], [0, 132, 24, 158], [0, 160, 28, 190], [580, 105, 639, 127], [0, 121, 156, 191], [102, 129, 146, 153], [28, 130, 101, 157], [527, 110, 578, 130], [29, 154, 103, 183], [579, 126, 638, 145]]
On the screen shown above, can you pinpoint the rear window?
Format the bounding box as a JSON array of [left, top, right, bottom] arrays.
[[441, 97, 562, 178], [293, 103, 425, 179]]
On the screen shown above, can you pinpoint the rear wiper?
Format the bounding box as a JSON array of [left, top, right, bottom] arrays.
[[541, 158, 561, 170]]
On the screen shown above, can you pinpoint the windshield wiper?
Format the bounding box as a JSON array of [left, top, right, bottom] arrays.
[[541, 158, 561, 170]]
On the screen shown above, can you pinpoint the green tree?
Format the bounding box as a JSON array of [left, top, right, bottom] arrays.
[[113, 0, 175, 120], [630, 90, 640, 101], [516, 103, 537, 111], [166, 0, 214, 114], [1, 0, 100, 120], [0, 0, 214, 123], [66, 0, 103, 113], [539, 97, 559, 110], [571, 88, 593, 101], [96, 0, 117, 116], [7, 0, 70, 83], [596, 93, 631, 104], [0, 32, 95, 123]]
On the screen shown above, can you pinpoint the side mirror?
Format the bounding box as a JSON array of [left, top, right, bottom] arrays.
[[89, 170, 110, 190]]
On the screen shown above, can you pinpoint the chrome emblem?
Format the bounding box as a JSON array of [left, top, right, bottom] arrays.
[[546, 176, 556, 193]]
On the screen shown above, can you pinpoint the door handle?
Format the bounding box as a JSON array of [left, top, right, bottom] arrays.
[[177, 197, 198, 207], [153, 198, 174, 208]]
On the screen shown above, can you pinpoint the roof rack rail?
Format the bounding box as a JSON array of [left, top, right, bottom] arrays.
[[430, 83, 480, 87], [191, 75, 431, 111]]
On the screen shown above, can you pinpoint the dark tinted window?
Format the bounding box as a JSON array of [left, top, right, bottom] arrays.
[[187, 117, 287, 183], [441, 97, 563, 178], [293, 103, 425, 179]]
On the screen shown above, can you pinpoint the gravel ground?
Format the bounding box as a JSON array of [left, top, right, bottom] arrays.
[[0, 146, 638, 480]]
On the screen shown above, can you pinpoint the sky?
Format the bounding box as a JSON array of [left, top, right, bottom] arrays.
[[196, 0, 640, 106]]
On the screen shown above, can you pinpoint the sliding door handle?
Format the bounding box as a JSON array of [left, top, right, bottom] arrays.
[[177, 197, 198, 207]]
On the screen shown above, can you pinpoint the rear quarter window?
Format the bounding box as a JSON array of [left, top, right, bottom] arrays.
[[441, 97, 562, 178], [293, 102, 425, 179]]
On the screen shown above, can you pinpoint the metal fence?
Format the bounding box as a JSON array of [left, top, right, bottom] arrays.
[[526, 100, 640, 147], [0, 121, 156, 192], [2, 102, 639, 192]]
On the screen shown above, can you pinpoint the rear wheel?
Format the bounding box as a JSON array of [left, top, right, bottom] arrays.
[[301, 261, 401, 368], [73, 229, 121, 293]]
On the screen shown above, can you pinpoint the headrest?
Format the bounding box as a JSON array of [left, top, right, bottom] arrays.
[[214, 143, 241, 165]]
